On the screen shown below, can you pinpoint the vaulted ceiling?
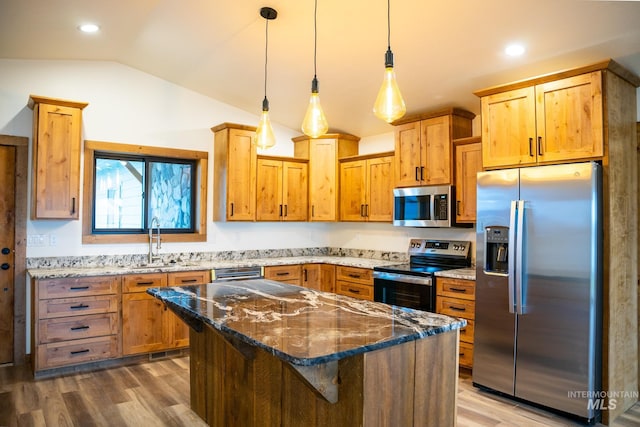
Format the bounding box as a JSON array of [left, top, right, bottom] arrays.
[[2, 0, 639, 137]]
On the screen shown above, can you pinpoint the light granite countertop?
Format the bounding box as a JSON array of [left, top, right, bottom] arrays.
[[147, 279, 466, 366], [434, 267, 476, 281], [27, 256, 404, 279]]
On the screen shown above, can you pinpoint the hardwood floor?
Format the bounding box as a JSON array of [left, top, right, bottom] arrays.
[[1, 357, 638, 426]]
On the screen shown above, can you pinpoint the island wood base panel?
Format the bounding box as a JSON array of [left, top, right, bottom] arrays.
[[189, 325, 459, 427]]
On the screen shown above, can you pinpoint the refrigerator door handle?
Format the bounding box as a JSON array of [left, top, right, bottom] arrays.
[[515, 200, 526, 315], [508, 200, 518, 314]]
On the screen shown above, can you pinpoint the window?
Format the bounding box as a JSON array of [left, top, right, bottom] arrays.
[[93, 154, 195, 233], [83, 141, 208, 244]]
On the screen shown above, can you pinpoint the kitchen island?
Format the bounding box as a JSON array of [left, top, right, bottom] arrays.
[[148, 279, 464, 427]]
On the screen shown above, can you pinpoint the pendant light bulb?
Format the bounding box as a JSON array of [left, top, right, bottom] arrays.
[[373, 0, 406, 123], [256, 97, 276, 149], [302, 77, 329, 138]]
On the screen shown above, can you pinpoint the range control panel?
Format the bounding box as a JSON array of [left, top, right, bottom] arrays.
[[408, 238, 471, 258]]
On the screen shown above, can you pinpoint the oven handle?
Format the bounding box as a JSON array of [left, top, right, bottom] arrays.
[[373, 271, 432, 286]]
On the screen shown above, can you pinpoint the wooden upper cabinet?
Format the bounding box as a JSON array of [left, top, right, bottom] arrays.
[[28, 95, 88, 220], [393, 108, 474, 188], [256, 156, 308, 222], [454, 137, 482, 223], [477, 70, 604, 169], [339, 152, 394, 222], [293, 134, 359, 221], [535, 72, 603, 163], [212, 123, 257, 221]]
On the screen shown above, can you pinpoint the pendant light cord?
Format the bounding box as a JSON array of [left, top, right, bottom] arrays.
[[263, 17, 269, 103], [387, 0, 391, 49], [314, 0, 318, 79]]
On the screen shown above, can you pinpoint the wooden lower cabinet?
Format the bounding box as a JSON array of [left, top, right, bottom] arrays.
[[436, 277, 476, 368], [302, 264, 335, 292], [335, 266, 374, 301], [122, 271, 210, 355], [32, 276, 121, 373], [264, 265, 302, 286]]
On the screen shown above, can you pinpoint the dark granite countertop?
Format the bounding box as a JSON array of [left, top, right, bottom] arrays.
[[147, 279, 465, 367]]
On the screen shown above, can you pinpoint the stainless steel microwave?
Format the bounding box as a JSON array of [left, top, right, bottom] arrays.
[[393, 185, 458, 227]]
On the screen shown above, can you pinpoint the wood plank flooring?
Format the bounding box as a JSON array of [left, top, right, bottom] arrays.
[[1, 357, 638, 426]]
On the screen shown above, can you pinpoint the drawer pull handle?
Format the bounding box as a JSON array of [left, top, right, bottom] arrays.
[[70, 349, 90, 356], [70, 286, 90, 291], [276, 272, 289, 276], [180, 279, 198, 283], [348, 274, 361, 279], [449, 305, 466, 312], [449, 287, 467, 293], [348, 288, 361, 294], [136, 281, 154, 286], [70, 304, 90, 310], [459, 352, 465, 357], [70, 325, 90, 331]]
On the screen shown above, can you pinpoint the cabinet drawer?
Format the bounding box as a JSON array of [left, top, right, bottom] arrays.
[[459, 319, 474, 344], [264, 265, 302, 281], [39, 295, 118, 319], [168, 270, 211, 286], [436, 278, 475, 301], [335, 266, 372, 285], [123, 273, 167, 293], [38, 276, 119, 299], [37, 336, 118, 369], [436, 296, 475, 320], [335, 280, 373, 301], [459, 341, 474, 368], [39, 313, 119, 344]]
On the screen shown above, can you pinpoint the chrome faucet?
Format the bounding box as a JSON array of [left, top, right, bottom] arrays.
[[148, 216, 161, 264]]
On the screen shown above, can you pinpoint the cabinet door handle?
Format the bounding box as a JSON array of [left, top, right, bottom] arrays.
[[230, 202, 234, 217], [528, 138, 534, 157], [303, 268, 308, 282], [71, 197, 76, 214], [284, 205, 288, 217], [365, 204, 369, 217], [311, 205, 315, 218], [415, 166, 420, 181], [456, 201, 461, 216], [360, 204, 365, 217], [279, 204, 283, 217], [420, 166, 425, 181], [537, 136, 543, 156]]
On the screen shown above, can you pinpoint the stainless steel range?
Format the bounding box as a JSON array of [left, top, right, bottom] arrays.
[[373, 239, 471, 311]]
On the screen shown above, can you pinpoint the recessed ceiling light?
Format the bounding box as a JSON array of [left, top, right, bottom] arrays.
[[505, 44, 525, 57], [78, 23, 100, 33]]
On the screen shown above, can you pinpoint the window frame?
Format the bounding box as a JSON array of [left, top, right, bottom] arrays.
[[83, 140, 207, 244]]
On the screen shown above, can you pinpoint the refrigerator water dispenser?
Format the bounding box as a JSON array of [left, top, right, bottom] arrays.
[[484, 226, 509, 274]]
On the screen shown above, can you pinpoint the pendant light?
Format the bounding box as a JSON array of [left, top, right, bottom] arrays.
[[301, 0, 329, 138], [255, 7, 277, 149], [373, 0, 406, 123]]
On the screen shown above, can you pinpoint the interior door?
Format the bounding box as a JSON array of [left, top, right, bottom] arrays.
[[0, 145, 15, 364]]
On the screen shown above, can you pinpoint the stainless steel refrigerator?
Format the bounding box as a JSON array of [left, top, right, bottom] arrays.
[[473, 162, 602, 423]]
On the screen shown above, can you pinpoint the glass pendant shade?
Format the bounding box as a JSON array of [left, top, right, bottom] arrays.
[[255, 99, 276, 149], [373, 61, 406, 123], [302, 78, 329, 138]]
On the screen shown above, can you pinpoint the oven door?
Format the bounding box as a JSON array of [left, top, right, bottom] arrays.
[[373, 271, 434, 312]]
